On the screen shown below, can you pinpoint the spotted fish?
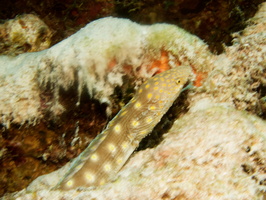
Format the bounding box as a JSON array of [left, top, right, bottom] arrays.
[[56, 65, 192, 190]]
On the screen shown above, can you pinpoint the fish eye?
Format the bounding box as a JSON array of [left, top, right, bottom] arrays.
[[176, 79, 181, 84]]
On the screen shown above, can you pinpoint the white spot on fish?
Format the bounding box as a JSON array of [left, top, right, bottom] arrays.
[[103, 163, 112, 172], [114, 124, 121, 133]]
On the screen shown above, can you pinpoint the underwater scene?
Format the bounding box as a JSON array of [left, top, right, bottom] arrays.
[[0, 0, 266, 199]]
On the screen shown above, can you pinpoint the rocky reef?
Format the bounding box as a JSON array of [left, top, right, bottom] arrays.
[[1, 2, 266, 200]]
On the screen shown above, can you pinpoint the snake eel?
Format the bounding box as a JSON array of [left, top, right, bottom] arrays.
[[56, 65, 191, 190]]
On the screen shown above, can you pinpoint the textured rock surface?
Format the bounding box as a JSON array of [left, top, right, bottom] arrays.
[[0, 17, 210, 127], [188, 2, 266, 117], [3, 100, 266, 199], [0, 14, 52, 55], [1, 2, 266, 199], [0, 15, 210, 196]]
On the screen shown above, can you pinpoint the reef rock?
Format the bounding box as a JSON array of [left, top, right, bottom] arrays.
[[0, 16, 210, 128], [3, 100, 266, 199], [1, 2, 266, 200], [0, 14, 52, 55]]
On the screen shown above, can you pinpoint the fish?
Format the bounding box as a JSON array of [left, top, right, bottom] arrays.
[[56, 65, 192, 190]]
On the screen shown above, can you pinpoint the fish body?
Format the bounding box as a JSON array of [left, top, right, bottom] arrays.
[[57, 65, 191, 190]]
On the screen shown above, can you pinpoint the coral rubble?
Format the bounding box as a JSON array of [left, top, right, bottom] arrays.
[[0, 14, 52, 55]]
